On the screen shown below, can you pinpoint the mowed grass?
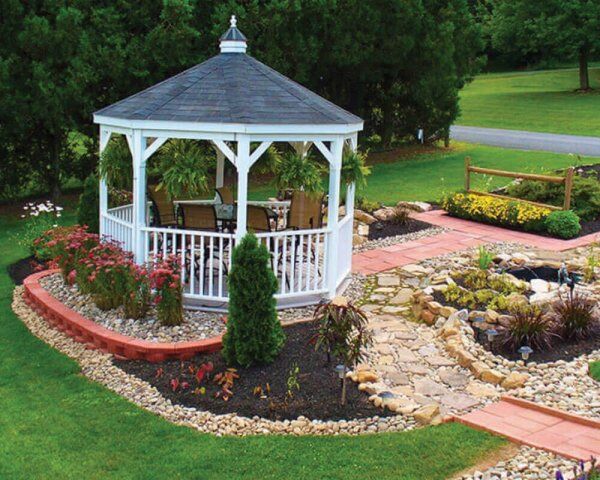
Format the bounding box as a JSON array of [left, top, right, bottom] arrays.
[[250, 142, 594, 205], [0, 211, 504, 479], [591, 362, 600, 382], [459, 66, 600, 136]]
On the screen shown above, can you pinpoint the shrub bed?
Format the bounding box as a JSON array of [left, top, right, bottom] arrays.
[[442, 192, 581, 238]]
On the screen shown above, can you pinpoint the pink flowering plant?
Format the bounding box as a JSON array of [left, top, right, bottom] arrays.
[[123, 263, 151, 320], [42, 226, 99, 280], [149, 254, 183, 326]]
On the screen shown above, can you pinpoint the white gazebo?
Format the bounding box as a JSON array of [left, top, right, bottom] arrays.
[[93, 16, 363, 311]]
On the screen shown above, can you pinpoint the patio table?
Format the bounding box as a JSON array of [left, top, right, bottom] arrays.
[[174, 200, 278, 231]]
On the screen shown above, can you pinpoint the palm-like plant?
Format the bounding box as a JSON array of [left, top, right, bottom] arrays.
[[98, 137, 132, 190], [156, 140, 210, 199], [275, 151, 323, 194], [341, 148, 371, 193]]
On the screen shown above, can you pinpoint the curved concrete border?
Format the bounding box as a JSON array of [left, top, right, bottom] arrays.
[[22, 270, 223, 362]]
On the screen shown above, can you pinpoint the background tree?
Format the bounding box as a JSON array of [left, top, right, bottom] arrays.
[[490, 0, 600, 91]]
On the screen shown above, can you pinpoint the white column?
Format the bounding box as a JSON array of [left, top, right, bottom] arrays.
[[98, 128, 110, 238], [132, 130, 147, 263], [235, 137, 250, 242], [326, 137, 344, 298], [345, 135, 358, 219], [215, 149, 225, 188]]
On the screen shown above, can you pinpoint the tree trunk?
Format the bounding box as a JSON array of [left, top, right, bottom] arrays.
[[341, 375, 347, 405], [443, 127, 450, 148], [579, 49, 590, 91], [381, 103, 394, 147]]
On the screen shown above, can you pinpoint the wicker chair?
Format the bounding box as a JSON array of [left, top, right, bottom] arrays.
[[216, 186, 234, 205], [179, 204, 227, 286], [247, 205, 273, 233], [287, 191, 324, 230], [148, 184, 177, 227]]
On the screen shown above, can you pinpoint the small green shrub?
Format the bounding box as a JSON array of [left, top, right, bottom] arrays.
[[544, 210, 581, 239], [462, 270, 489, 290], [223, 234, 285, 367], [78, 174, 99, 233], [442, 284, 477, 309], [487, 294, 510, 311], [355, 197, 380, 213], [590, 361, 600, 382], [488, 274, 524, 295], [474, 289, 495, 305]]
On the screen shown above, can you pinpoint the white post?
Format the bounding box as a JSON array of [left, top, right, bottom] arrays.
[[235, 137, 250, 242], [215, 149, 225, 189], [346, 135, 358, 219], [326, 137, 344, 298], [131, 130, 147, 263], [98, 128, 110, 238]]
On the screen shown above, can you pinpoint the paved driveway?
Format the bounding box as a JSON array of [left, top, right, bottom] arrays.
[[451, 125, 600, 157]]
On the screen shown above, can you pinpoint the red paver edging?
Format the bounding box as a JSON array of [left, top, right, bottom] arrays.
[[453, 397, 600, 461], [22, 269, 223, 362]]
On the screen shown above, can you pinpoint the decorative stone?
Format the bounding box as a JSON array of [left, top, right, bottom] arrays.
[[413, 404, 440, 425], [420, 310, 435, 325], [440, 393, 479, 411], [480, 369, 506, 385], [352, 234, 367, 246], [373, 207, 397, 221], [390, 288, 413, 305], [414, 379, 448, 396], [501, 371, 529, 390], [356, 371, 378, 383], [354, 209, 377, 224], [439, 369, 469, 388], [396, 201, 432, 212], [530, 279, 551, 294], [466, 382, 498, 398], [377, 275, 400, 287], [402, 264, 429, 275]]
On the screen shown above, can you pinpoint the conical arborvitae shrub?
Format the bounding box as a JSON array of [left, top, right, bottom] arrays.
[[222, 233, 285, 367]]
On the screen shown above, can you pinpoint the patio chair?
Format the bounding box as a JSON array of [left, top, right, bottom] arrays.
[[180, 204, 228, 289], [148, 184, 178, 227], [247, 205, 274, 233], [287, 191, 324, 230], [284, 191, 325, 289], [216, 186, 234, 205]]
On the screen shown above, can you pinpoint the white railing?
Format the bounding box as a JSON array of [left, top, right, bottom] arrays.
[[336, 214, 354, 285], [141, 226, 234, 302], [256, 227, 329, 299], [103, 205, 134, 251]]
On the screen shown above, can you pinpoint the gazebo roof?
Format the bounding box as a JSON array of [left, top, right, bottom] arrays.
[[94, 18, 362, 127]]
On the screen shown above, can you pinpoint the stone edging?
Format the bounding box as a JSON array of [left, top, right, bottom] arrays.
[[12, 286, 411, 436], [23, 269, 223, 362]]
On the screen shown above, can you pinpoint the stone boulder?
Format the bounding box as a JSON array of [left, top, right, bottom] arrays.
[[354, 209, 377, 225], [373, 207, 397, 221], [396, 201, 432, 212], [413, 404, 441, 425], [501, 371, 529, 390]]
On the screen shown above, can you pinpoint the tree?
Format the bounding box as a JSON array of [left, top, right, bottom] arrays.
[[222, 234, 285, 367], [490, 0, 600, 91], [77, 174, 99, 233]]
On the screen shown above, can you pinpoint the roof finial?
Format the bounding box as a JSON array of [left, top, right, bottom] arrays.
[[230, 15, 237, 28], [220, 14, 247, 53]]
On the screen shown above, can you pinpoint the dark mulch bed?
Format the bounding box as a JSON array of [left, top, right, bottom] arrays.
[[475, 333, 600, 364], [368, 218, 433, 241], [574, 164, 600, 181], [115, 321, 393, 421], [7, 255, 37, 285]]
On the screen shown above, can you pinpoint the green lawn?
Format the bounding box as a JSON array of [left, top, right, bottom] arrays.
[[459, 67, 600, 136], [0, 211, 504, 479], [249, 143, 593, 205], [591, 362, 600, 382]]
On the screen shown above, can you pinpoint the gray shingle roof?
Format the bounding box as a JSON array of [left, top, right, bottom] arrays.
[[94, 53, 362, 125]]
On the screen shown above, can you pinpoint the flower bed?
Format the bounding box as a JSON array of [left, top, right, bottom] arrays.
[[442, 192, 581, 239], [412, 249, 600, 365], [116, 320, 397, 421]]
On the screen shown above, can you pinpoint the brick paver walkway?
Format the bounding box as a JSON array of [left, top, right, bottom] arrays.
[[455, 397, 600, 461], [352, 210, 600, 275]]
